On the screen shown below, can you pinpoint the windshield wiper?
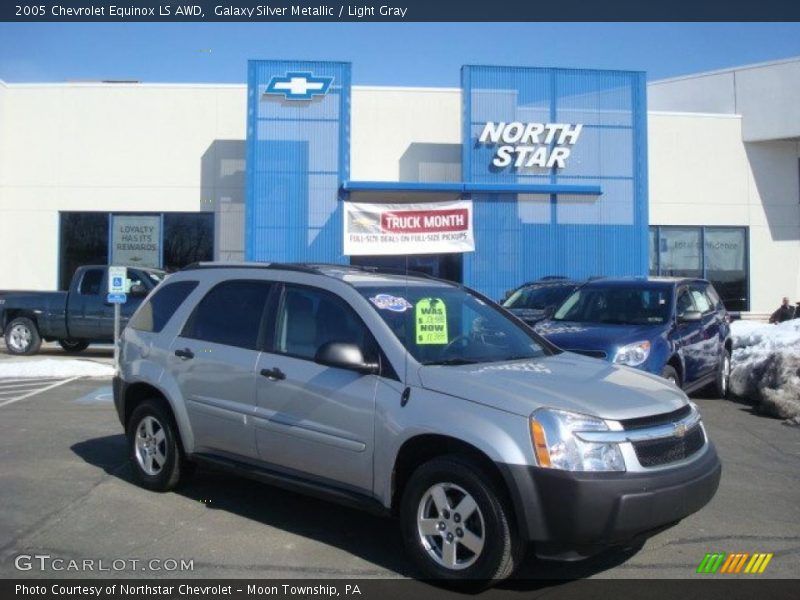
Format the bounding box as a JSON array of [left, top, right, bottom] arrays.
[[423, 358, 480, 366]]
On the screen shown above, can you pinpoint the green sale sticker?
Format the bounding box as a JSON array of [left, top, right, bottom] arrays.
[[415, 298, 448, 345]]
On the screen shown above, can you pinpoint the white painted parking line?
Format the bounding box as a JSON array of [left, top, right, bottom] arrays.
[[0, 377, 80, 409], [0, 379, 65, 390]]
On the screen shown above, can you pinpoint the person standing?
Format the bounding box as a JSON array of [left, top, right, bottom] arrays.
[[769, 297, 796, 323]]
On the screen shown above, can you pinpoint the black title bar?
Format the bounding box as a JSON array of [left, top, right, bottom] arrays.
[[2, 1, 800, 22]]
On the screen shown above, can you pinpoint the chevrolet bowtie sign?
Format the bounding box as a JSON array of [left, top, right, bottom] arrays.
[[264, 72, 333, 100]]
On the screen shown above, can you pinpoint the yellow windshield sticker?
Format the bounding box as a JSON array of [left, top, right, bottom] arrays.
[[415, 298, 448, 345]]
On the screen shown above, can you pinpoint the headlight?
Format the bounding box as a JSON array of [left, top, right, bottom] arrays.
[[613, 340, 651, 367], [530, 408, 625, 472]]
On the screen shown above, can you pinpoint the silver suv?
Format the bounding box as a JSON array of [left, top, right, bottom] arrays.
[[114, 263, 721, 584]]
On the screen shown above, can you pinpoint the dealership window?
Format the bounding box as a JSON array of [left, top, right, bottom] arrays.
[[59, 212, 214, 290], [649, 226, 749, 311]]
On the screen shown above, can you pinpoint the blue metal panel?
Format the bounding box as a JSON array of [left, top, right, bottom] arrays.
[[461, 65, 648, 300], [341, 181, 602, 196], [246, 60, 350, 263]]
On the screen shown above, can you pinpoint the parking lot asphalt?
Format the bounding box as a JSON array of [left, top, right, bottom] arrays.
[[0, 369, 798, 583]]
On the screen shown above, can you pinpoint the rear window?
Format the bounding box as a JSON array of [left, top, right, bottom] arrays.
[[129, 280, 198, 333]]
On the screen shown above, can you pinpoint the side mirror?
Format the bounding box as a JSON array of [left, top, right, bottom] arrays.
[[678, 310, 702, 323], [129, 284, 148, 297], [315, 342, 379, 375]]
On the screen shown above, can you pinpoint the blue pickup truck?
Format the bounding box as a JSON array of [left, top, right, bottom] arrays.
[[535, 277, 733, 397], [0, 265, 165, 355]]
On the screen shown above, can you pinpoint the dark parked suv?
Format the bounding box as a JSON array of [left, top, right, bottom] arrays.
[[535, 278, 732, 396], [501, 278, 581, 327]]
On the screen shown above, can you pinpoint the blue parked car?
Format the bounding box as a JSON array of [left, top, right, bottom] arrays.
[[534, 277, 732, 396]]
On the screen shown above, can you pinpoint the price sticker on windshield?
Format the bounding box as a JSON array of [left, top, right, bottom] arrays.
[[415, 298, 448, 345]]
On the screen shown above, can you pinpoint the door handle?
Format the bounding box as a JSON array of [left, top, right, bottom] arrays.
[[174, 348, 194, 359], [260, 367, 286, 381]]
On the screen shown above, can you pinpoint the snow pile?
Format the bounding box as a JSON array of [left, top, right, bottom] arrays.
[[729, 319, 800, 422], [0, 359, 114, 379]]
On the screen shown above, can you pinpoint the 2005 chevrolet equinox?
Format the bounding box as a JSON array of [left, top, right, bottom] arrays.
[[114, 263, 721, 584]]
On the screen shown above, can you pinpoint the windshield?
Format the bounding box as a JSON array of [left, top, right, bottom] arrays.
[[503, 284, 575, 310], [553, 286, 672, 325], [357, 285, 550, 365]]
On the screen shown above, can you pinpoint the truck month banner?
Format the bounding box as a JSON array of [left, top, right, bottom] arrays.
[[343, 200, 475, 256]]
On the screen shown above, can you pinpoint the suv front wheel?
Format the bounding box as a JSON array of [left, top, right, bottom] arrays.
[[399, 455, 522, 585], [127, 400, 187, 491]]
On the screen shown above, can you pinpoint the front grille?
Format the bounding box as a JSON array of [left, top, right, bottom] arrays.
[[633, 424, 705, 467], [566, 349, 608, 359], [620, 404, 692, 431]]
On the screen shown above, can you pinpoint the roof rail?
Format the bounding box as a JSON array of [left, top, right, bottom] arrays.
[[180, 261, 319, 275], [179, 260, 461, 288]]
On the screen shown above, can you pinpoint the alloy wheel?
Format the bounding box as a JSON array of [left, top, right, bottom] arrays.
[[8, 324, 32, 352], [416, 482, 486, 570], [135, 416, 167, 476]]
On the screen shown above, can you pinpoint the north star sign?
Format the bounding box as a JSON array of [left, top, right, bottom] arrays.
[[478, 121, 583, 169], [264, 72, 333, 101]]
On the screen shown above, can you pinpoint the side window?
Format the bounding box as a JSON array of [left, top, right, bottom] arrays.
[[676, 288, 695, 318], [182, 280, 272, 350], [129, 280, 198, 333], [79, 269, 104, 295], [275, 286, 375, 362], [705, 284, 723, 311], [690, 288, 712, 314], [127, 269, 153, 292]]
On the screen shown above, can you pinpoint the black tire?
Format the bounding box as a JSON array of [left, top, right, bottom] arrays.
[[58, 339, 90, 353], [399, 455, 523, 586], [127, 399, 186, 492], [4, 316, 42, 355], [661, 365, 681, 388], [715, 348, 731, 398]]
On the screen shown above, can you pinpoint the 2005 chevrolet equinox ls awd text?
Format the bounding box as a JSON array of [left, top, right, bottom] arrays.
[[114, 263, 721, 584]]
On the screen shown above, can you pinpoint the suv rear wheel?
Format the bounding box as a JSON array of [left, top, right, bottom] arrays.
[[399, 455, 522, 585], [127, 400, 186, 491], [715, 348, 731, 398]]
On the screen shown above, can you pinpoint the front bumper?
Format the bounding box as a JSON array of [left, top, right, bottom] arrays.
[[499, 442, 721, 554]]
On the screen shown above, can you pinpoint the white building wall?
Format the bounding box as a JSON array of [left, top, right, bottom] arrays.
[[649, 57, 800, 142], [351, 87, 461, 182], [0, 83, 247, 290], [648, 112, 800, 312]]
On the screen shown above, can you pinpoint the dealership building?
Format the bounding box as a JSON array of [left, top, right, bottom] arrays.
[[0, 57, 798, 314]]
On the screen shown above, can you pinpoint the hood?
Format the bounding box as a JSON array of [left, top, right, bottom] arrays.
[[534, 320, 663, 358], [418, 353, 687, 420], [508, 307, 547, 324]]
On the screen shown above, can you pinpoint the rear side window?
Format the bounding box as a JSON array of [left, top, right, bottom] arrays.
[[705, 284, 724, 310], [79, 269, 104, 295], [182, 280, 272, 350], [129, 280, 198, 333]]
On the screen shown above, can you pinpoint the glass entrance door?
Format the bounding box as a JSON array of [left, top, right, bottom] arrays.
[[350, 253, 463, 283]]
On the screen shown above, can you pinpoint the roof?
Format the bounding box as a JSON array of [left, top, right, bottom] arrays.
[[650, 55, 800, 86], [180, 261, 457, 288], [582, 276, 708, 288]]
